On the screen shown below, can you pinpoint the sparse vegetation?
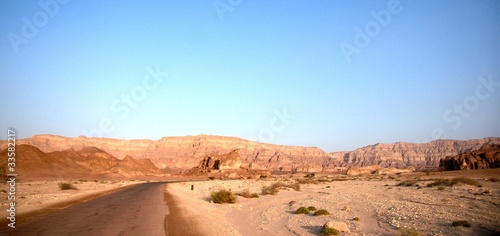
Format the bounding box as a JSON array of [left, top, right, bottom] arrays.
[[208, 176, 215, 180], [437, 186, 445, 191], [289, 200, 297, 206], [58, 182, 77, 190], [352, 217, 360, 221], [296, 178, 319, 185], [489, 177, 499, 182], [307, 206, 317, 211], [313, 209, 330, 216], [210, 189, 236, 204], [261, 182, 300, 195], [398, 228, 422, 236], [452, 220, 471, 227], [294, 207, 310, 214], [321, 227, 339, 236], [238, 189, 259, 198], [427, 177, 479, 187], [397, 180, 419, 186]]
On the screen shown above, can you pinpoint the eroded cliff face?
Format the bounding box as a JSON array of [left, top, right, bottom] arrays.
[[439, 144, 500, 170], [336, 139, 500, 169], [1, 135, 499, 172]]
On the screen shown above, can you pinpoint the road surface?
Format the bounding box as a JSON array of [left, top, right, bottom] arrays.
[[2, 182, 167, 236]]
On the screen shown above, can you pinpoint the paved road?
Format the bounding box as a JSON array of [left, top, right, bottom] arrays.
[[3, 182, 167, 236]]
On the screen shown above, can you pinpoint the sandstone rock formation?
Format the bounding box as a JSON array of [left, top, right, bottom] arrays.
[[439, 144, 500, 171], [1, 135, 499, 172], [0, 144, 163, 179], [197, 149, 242, 170]]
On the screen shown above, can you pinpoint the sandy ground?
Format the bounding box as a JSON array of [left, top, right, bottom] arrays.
[[0, 179, 145, 226], [167, 169, 500, 236]]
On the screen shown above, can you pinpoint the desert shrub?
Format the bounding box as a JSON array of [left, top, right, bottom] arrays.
[[452, 220, 471, 227], [208, 176, 215, 180], [451, 177, 479, 186], [428, 177, 479, 187], [326, 186, 331, 188], [437, 186, 445, 191], [261, 182, 300, 195], [307, 206, 317, 211], [210, 189, 236, 204], [489, 177, 499, 182], [289, 200, 297, 206], [321, 227, 339, 236], [58, 182, 77, 190], [399, 228, 422, 236], [297, 178, 320, 184], [352, 217, 360, 221], [397, 180, 419, 186], [294, 207, 310, 214], [238, 189, 259, 198], [313, 209, 330, 216]]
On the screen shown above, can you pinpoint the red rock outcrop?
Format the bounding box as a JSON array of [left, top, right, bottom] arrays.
[[0, 144, 163, 179], [439, 144, 500, 171]]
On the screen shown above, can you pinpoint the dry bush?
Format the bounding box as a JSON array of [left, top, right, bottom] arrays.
[[261, 182, 300, 195], [427, 177, 479, 187], [237, 189, 259, 198], [489, 177, 499, 182], [58, 182, 78, 190], [321, 227, 339, 236], [399, 228, 422, 236], [452, 220, 471, 227], [296, 178, 319, 184], [397, 180, 419, 186], [294, 207, 310, 214], [313, 209, 330, 216], [210, 189, 236, 204]]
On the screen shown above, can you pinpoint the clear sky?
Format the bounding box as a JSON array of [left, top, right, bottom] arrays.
[[1, 0, 499, 152]]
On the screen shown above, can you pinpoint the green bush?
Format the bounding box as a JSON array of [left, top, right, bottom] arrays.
[[307, 206, 317, 211], [58, 182, 77, 190], [452, 220, 471, 227], [210, 189, 236, 204], [321, 227, 339, 236], [294, 207, 310, 214], [313, 209, 330, 216]]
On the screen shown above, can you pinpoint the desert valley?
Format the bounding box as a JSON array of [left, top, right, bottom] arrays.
[[0, 135, 499, 235]]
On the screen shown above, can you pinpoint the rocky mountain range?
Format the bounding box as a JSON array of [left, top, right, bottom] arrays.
[[0, 144, 163, 179], [1, 135, 499, 173]]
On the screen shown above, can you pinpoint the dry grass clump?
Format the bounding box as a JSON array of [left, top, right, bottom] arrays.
[[294, 207, 310, 214], [296, 178, 320, 184], [321, 227, 339, 236], [397, 179, 419, 186], [313, 209, 330, 216], [307, 206, 317, 211], [398, 228, 422, 236], [261, 182, 300, 195], [210, 189, 236, 204], [352, 217, 360, 221], [427, 177, 479, 187], [58, 182, 78, 190], [237, 189, 259, 198], [489, 177, 499, 182], [452, 220, 471, 227]]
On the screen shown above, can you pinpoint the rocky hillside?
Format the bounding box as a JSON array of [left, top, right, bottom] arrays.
[[439, 144, 500, 170], [0, 144, 163, 179], [1, 135, 499, 172]]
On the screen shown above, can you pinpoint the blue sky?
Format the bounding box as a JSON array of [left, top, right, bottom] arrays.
[[1, 0, 499, 152]]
